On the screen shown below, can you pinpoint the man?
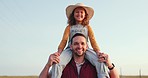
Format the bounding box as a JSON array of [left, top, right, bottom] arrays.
[[39, 33, 119, 78]]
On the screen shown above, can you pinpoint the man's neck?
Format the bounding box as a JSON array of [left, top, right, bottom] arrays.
[[74, 56, 85, 64]]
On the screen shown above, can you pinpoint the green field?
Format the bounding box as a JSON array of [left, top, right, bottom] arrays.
[[0, 76, 148, 78]]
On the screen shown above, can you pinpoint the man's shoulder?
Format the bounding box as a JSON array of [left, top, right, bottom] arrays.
[[84, 59, 96, 68]]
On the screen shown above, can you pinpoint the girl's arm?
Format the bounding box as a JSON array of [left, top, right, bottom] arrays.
[[87, 25, 100, 53], [58, 25, 70, 54]]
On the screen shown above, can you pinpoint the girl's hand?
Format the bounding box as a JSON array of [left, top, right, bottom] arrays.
[[98, 53, 112, 67]]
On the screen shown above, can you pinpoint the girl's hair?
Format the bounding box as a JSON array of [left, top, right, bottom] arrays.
[[67, 7, 89, 26]]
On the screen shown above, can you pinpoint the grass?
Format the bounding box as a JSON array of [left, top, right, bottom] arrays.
[[0, 76, 38, 78], [0, 76, 148, 78], [120, 75, 148, 78]]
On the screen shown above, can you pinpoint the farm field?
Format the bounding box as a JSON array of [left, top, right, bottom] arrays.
[[120, 75, 148, 78], [0, 76, 38, 78], [0, 76, 148, 78]]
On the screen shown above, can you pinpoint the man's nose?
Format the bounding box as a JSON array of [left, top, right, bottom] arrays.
[[78, 44, 82, 48]]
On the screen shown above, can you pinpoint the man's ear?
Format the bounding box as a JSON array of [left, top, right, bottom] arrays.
[[86, 44, 88, 49], [70, 45, 72, 50]]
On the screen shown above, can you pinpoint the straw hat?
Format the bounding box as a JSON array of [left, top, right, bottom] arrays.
[[66, 3, 94, 20]]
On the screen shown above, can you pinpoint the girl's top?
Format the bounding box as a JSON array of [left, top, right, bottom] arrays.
[[58, 24, 100, 52]]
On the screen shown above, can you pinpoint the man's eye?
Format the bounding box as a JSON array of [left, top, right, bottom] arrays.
[[74, 43, 78, 45], [81, 43, 85, 45]]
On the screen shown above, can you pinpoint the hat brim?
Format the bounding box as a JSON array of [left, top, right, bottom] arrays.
[[66, 5, 94, 20]]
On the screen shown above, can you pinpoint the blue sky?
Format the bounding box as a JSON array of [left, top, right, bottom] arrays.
[[0, 0, 148, 76]]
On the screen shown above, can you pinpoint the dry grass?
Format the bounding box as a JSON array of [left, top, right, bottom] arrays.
[[0, 76, 148, 78], [120, 76, 148, 78], [0, 76, 38, 78]]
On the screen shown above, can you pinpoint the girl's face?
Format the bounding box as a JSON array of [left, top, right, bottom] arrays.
[[74, 7, 86, 23]]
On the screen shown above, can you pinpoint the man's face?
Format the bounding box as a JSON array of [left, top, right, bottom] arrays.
[[70, 36, 88, 57]]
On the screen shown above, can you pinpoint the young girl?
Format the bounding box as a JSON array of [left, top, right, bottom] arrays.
[[51, 3, 109, 78]]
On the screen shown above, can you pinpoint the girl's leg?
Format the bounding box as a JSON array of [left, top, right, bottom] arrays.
[[51, 48, 72, 78], [85, 48, 110, 78]]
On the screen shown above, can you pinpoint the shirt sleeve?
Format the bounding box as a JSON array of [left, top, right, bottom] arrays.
[[58, 25, 70, 51], [87, 25, 100, 52]]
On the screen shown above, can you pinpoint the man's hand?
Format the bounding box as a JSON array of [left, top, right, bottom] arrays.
[[46, 52, 60, 67]]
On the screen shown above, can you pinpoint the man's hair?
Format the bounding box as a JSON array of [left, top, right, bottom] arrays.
[[71, 33, 87, 44]]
